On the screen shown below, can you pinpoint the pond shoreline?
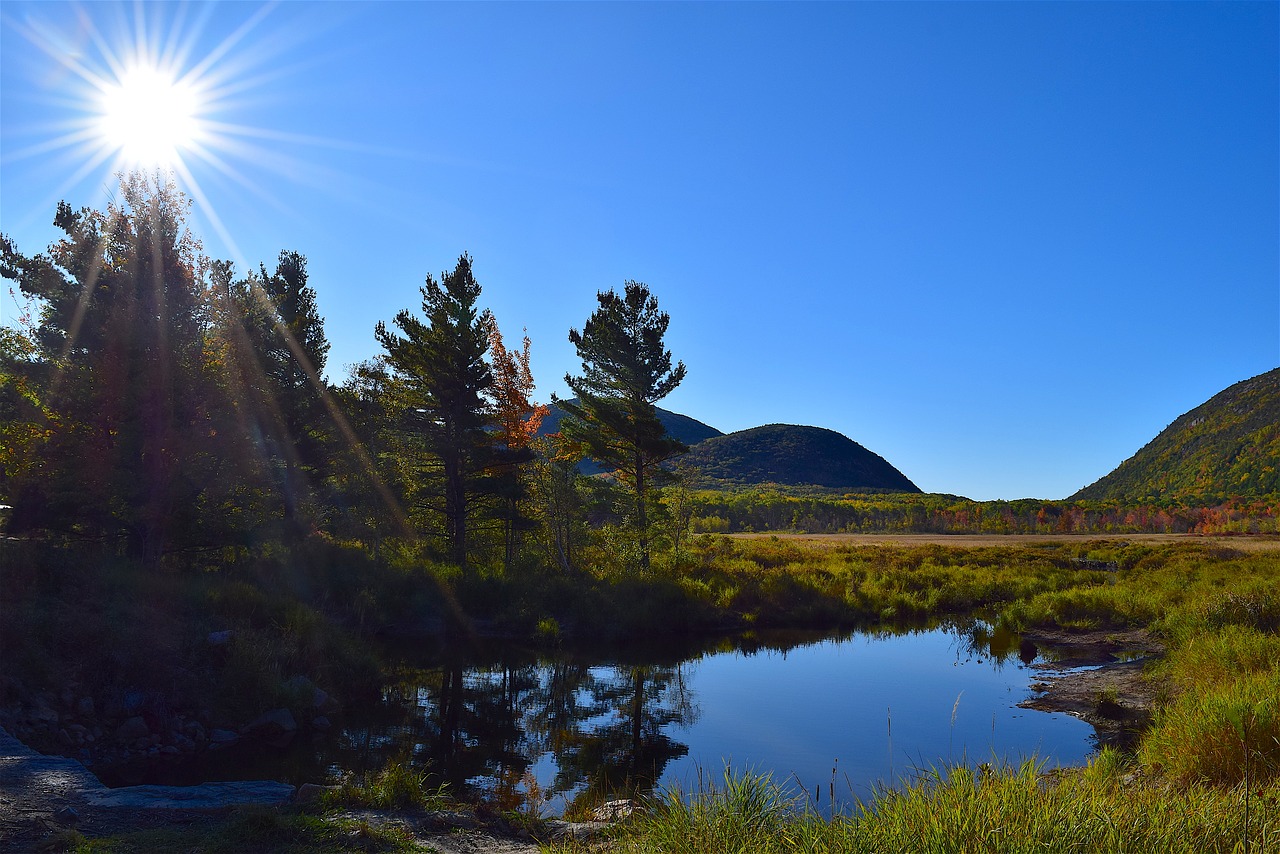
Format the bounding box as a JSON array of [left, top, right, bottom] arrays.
[[1018, 629, 1164, 750]]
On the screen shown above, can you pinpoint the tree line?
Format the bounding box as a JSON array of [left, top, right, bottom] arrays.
[[688, 491, 1280, 536], [0, 174, 689, 572]]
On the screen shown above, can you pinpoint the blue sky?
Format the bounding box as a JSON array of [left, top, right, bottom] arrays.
[[2, 2, 1276, 501]]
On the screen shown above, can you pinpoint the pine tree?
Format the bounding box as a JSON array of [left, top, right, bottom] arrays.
[[557, 282, 686, 571], [376, 254, 493, 566]]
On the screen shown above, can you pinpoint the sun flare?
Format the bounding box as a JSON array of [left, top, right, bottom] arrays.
[[98, 66, 201, 167]]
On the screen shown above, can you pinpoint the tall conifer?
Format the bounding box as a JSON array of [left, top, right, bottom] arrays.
[[558, 281, 686, 571]]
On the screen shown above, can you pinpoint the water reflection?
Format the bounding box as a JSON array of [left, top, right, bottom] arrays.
[[338, 649, 704, 813], [103, 624, 1094, 814]]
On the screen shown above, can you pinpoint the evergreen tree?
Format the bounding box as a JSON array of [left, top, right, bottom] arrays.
[[376, 254, 493, 566], [222, 251, 332, 532], [557, 282, 687, 571], [0, 173, 220, 560]]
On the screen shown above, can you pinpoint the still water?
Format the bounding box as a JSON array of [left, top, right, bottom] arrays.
[[113, 626, 1096, 814]]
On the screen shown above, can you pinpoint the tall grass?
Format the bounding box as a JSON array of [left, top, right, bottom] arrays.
[[547, 758, 1280, 854]]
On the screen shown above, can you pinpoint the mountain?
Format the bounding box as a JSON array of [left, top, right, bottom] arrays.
[[679, 424, 921, 493], [535, 401, 724, 475], [1071, 367, 1280, 502], [536, 401, 724, 447]]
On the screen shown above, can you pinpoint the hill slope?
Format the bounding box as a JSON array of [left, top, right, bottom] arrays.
[[536, 401, 723, 447], [1071, 367, 1280, 501], [680, 424, 921, 493]]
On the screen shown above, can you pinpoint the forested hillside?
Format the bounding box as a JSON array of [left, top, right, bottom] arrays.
[[680, 424, 921, 493], [1072, 368, 1280, 502]]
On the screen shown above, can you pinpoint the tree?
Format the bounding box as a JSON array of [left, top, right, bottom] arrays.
[[485, 315, 548, 571], [220, 251, 332, 533], [375, 254, 493, 566], [557, 282, 687, 571], [0, 173, 221, 561]]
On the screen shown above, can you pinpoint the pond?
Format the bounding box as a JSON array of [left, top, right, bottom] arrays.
[[105, 625, 1096, 815]]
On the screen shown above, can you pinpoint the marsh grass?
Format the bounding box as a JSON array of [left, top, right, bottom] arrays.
[[547, 758, 1280, 854], [323, 760, 451, 811]]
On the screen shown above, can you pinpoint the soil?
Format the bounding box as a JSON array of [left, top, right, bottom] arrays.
[[1016, 629, 1165, 751]]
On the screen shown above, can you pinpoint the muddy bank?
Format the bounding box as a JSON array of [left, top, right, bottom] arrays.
[[1018, 629, 1164, 751]]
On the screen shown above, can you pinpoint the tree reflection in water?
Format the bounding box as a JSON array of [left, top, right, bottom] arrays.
[[343, 651, 700, 813]]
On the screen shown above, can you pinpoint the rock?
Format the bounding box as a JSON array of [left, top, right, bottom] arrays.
[[30, 704, 59, 725], [160, 745, 180, 755], [76, 696, 95, 717], [83, 780, 296, 809], [54, 806, 79, 826], [311, 715, 331, 730], [116, 716, 150, 742], [311, 688, 340, 715], [209, 729, 240, 747], [242, 708, 298, 746], [592, 799, 638, 821]]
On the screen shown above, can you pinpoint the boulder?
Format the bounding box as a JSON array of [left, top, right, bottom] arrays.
[[116, 716, 150, 742], [242, 708, 297, 747]]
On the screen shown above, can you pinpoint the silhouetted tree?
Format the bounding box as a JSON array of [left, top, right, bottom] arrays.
[[0, 174, 222, 560], [376, 254, 493, 566], [557, 282, 687, 571]]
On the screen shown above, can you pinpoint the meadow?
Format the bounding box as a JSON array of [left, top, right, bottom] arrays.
[[21, 533, 1276, 852]]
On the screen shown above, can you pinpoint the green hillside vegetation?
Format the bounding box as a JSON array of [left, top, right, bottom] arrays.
[[681, 424, 921, 493], [1073, 368, 1280, 502]]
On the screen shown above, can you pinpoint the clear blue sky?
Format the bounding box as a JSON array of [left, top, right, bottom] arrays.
[[2, 2, 1277, 501]]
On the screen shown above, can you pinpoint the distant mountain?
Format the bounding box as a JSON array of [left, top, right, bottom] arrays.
[[679, 424, 921, 493], [536, 401, 723, 475], [537, 400, 724, 447], [1071, 368, 1280, 502]]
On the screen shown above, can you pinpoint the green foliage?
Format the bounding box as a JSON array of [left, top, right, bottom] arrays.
[[375, 253, 495, 566], [558, 281, 687, 572], [551, 760, 1280, 854], [1073, 367, 1280, 503], [681, 424, 920, 493], [324, 760, 451, 810]]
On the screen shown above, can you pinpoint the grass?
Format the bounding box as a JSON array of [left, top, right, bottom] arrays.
[[543, 537, 1280, 853], [66, 807, 431, 853], [323, 760, 452, 811], [546, 758, 1280, 854], [5, 534, 1279, 852]]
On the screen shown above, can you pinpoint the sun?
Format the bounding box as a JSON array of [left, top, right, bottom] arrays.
[[98, 65, 202, 167]]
